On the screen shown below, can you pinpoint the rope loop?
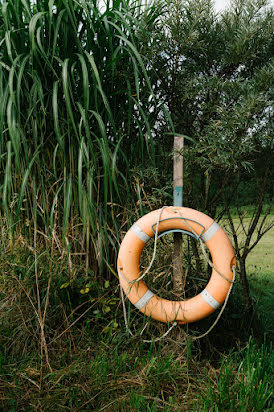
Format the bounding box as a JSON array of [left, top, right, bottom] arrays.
[[119, 206, 236, 342]]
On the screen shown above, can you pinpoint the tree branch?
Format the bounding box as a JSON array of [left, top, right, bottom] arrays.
[[243, 163, 270, 257]]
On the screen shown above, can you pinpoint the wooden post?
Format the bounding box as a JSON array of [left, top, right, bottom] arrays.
[[173, 136, 184, 295]]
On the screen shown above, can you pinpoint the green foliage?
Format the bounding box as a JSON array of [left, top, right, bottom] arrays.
[[0, 1, 274, 410], [201, 339, 273, 411], [146, 0, 273, 213], [0, 213, 273, 410], [139, 0, 274, 305], [0, 0, 166, 274], [1, 0, 273, 284]]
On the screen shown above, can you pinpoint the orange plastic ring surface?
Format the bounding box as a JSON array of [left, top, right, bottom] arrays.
[[117, 207, 236, 324]]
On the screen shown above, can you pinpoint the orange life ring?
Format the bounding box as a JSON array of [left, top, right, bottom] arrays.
[[117, 206, 236, 324]]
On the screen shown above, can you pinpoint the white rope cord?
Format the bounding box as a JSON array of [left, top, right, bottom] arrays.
[[120, 278, 178, 341], [192, 264, 236, 340], [176, 209, 235, 283], [120, 283, 133, 336], [199, 239, 234, 284], [120, 207, 178, 342], [121, 206, 167, 284], [173, 208, 234, 284], [142, 321, 178, 343], [120, 206, 236, 343]]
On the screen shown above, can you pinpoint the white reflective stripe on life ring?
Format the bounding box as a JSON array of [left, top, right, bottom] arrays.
[[201, 221, 220, 242], [131, 223, 151, 243], [134, 289, 155, 310], [200, 289, 221, 309]]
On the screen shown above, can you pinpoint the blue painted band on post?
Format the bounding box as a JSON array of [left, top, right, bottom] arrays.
[[174, 186, 183, 207]]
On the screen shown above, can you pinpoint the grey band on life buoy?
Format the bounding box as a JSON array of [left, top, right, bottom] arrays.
[[134, 289, 154, 310], [200, 289, 221, 309], [201, 221, 220, 242], [131, 223, 151, 243]]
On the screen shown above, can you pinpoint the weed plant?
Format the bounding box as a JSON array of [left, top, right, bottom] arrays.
[[0, 0, 168, 277]]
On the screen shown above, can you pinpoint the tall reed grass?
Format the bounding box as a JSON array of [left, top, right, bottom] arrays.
[[0, 0, 167, 277]]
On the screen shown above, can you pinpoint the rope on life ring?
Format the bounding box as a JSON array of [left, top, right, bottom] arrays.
[[117, 206, 236, 326]]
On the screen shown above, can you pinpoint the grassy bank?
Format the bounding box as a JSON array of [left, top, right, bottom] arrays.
[[1, 335, 272, 411], [0, 220, 273, 411]]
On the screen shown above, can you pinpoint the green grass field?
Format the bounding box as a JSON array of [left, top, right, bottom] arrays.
[[247, 225, 274, 277], [222, 213, 274, 277], [246, 225, 274, 337]]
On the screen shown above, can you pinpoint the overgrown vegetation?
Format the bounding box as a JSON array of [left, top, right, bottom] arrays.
[[143, 0, 274, 301], [0, 226, 273, 410], [0, 0, 273, 410], [0, 0, 168, 278]]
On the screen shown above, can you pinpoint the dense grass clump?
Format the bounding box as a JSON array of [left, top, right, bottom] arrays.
[[0, 0, 168, 277], [201, 339, 273, 411]]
